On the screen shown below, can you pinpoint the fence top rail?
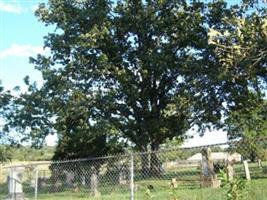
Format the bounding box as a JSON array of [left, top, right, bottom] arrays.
[[2, 137, 266, 168]]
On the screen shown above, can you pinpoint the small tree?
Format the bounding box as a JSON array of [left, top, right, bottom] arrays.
[[226, 101, 267, 161]]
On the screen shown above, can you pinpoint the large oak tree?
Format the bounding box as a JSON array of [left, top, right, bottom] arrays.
[[4, 1, 267, 173]]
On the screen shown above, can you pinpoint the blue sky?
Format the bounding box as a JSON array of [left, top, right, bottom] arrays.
[[0, 0, 57, 145], [0, 0, 229, 146], [0, 0, 49, 91], [0, 0, 254, 91]]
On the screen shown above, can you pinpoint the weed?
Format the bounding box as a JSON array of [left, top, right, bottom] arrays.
[[218, 169, 248, 200]]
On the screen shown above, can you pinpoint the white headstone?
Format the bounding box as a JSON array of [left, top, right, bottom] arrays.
[[226, 163, 234, 181], [243, 160, 251, 181], [119, 166, 128, 185], [258, 159, 262, 168], [90, 167, 100, 197], [226, 153, 236, 181], [81, 175, 86, 186], [170, 178, 178, 189], [6, 167, 27, 200], [65, 171, 75, 186]]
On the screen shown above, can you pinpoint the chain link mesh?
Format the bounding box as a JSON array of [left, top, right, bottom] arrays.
[[1, 138, 267, 199]]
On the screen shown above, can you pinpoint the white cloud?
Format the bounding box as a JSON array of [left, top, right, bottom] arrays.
[[31, 4, 39, 12], [0, 0, 23, 14], [0, 44, 49, 59], [45, 133, 58, 146]]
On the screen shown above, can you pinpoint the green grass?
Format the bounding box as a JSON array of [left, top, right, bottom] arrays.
[[1, 178, 267, 200], [1, 162, 267, 199], [135, 179, 267, 200]]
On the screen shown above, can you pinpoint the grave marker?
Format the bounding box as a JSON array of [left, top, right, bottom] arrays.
[[243, 160, 251, 181], [226, 154, 236, 181], [90, 167, 100, 197], [201, 148, 220, 188], [6, 167, 27, 200]]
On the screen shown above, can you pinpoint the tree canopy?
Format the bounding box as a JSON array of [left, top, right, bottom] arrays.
[[3, 0, 267, 161], [0, 82, 12, 145]]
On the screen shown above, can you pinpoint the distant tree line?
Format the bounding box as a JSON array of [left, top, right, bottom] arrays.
[[0, 145, 54, 163]]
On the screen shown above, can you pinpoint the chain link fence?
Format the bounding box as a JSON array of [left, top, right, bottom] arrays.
[[1, 138, 267, 200]]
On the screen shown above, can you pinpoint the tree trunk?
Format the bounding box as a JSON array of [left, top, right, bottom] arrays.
[[150, 142, 162, 177], [140, 146, 150, 178]]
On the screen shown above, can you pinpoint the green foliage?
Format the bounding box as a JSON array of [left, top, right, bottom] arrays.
[[226, 102, 267, 162], [0, 81, 13, 144], [226, 101, 267, 140], [0, 145, 12, 163], [0, 145, 55, 162], [0, 81, 10, 110], [160, 137, 183, 150], [206, 3, 267, 133], [234, 137, 267, 162], [218, 169, 248, 200]]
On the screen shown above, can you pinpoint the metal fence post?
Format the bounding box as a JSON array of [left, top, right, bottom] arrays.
[[35, 169, 39, 200], [130, 153, 134, 200]]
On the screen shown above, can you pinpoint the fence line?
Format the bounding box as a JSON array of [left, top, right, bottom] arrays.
[[1, 137, 267, 199], [3, 137, 267, 168]]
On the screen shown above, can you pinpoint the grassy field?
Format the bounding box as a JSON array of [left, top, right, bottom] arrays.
[[1, 178, 267, 200], [1, 161, 267, 199]]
